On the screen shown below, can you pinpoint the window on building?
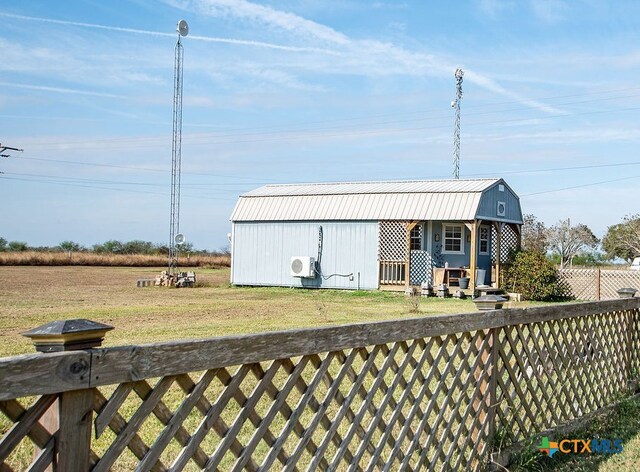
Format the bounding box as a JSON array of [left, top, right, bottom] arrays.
[[443, 224, 464, 253], [410, 225, 422, 250], [479, 226, 489, 254]]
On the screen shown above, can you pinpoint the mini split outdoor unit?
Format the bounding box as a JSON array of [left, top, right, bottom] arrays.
[[291, 256, 316, 278]]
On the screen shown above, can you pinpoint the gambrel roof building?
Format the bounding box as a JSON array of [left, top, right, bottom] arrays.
[[230, 178, 523, 290]]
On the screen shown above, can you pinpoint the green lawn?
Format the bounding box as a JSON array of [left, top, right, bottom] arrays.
[[0, 265, 500, 358]]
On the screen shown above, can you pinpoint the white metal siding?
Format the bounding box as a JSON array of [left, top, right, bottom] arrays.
[[231, 221, 379, 289]]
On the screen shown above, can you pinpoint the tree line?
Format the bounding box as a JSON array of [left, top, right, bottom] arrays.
[[522, 213, 640, 267], [0, 238, 229, 256]]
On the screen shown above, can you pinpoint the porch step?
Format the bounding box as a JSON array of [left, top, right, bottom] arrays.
[[474, 287, 506, 298]]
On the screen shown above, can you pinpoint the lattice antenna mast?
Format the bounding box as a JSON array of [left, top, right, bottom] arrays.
[[451, 68, 464, 179], [169, 20, 188, 274]]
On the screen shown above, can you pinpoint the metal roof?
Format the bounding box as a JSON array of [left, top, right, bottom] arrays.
[[231, 179, 503, 222], [241, 179, 499, 197]]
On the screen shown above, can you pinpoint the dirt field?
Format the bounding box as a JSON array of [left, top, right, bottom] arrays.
[[0, 265, 496, 358]]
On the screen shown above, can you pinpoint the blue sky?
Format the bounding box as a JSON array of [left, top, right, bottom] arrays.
[[2, 0, 640, 250]]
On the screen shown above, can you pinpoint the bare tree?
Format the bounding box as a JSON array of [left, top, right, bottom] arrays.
[[547, 219, 599, 269], [521, 214, 548, 253]]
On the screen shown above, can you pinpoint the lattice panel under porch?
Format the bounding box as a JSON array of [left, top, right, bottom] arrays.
[[491, 224, 519, 264], [378, 221, 407, 262], [410, 250, 433, 285]]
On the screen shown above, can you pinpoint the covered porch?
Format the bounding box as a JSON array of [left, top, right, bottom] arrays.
[[378, 219, 521, 291]]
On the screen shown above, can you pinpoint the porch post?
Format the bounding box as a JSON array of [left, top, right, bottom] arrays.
[[469, 220, 477, 288], [514, 223, 522, 250], [405, 221, 419, 287], [494, 222, 503, 288]]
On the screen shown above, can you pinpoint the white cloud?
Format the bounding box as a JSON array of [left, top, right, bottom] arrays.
[[169, 0, 350, 45], [170, 0, 562, 114], [530, 0, 568, 23], [0, 81, 127, 99], [372, 2, 409, 9], [0, 12, 338, 55], [476, 0, 515, 19]]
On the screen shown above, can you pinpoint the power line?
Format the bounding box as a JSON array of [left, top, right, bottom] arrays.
[[16, 156, 278, 182], [521, 174, 640, 197], [4, 160, 640, 202], [0, 171, 253, 193], [0, 175, 236, 201], [16, 88, 640, 150], [466, 160, 640, 178], [12, 156, 640, 182]]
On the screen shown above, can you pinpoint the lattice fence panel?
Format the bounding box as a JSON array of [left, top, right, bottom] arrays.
[[559, 269, 598, 301], [0, 395, 58, 471], [1, 337, 495, 471], [494, 310, 636, 446], [410, 250, 433, 285], [491, 224, 519, 264], [84, 336, 494, 471], [560, 269, 640, 300], [600, 270, 640, 299], [378, 221, 407, 262]]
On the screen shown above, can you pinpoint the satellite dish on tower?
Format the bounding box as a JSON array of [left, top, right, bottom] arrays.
[[177, 20, 189, 37], [175, 233, 186, 245]]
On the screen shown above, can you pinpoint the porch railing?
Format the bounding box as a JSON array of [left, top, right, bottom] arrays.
[[378, 260, 406, 285]]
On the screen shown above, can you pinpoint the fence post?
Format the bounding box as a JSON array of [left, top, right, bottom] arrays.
[[22, 319, 113, 472], [472, 326, 499, 469], [487, 327, 499, 444]]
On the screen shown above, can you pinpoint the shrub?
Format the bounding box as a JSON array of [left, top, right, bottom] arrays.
[[8, 241, 28, 251], [503, 250, 572, 301]]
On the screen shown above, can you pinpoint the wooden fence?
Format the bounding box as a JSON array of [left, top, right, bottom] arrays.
[[560, 268, 640, 300], [2, 298, 640, 471]]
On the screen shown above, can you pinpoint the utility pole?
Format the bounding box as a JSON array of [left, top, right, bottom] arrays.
[[0, 143, 23, 158], [451, 68, 464, 179]]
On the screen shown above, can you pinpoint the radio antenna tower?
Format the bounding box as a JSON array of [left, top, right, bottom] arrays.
[[168, 20, 189, 274], [451, 68, 464, 179]]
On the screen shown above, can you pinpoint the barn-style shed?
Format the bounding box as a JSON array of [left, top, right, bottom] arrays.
[[230, 178, 523, 290]]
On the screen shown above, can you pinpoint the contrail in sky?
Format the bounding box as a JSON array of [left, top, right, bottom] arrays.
[[0, 81, 126, 99], [0, 10, 559, 114], [0, 12, 340, 55]]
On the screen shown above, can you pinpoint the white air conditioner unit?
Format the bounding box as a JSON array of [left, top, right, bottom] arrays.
[[291, 256, 316, 278]]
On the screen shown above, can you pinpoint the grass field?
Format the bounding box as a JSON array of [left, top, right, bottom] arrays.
[[0, 265, 496, 358], [0, 250, 230, 267]]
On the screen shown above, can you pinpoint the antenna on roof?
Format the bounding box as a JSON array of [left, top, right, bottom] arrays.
[[451, 68, 464, 179]]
